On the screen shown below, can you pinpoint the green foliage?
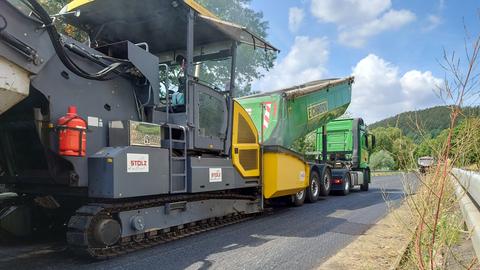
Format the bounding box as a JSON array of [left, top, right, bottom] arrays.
[[196, 0, 276, 96], [291, 131, 316, 155], [38, 0, 67, 13], [369, 150, 395, 170], [370, 126, 416, 170], [371, 106, 480, 169], [449, 117, 480, 167], [370, 127, 402, 153], [392, 136, 416, 170], [412, 117, 480, 167], [370, 105, 480, 142]]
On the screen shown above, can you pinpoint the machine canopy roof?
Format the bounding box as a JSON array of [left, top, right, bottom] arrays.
[[61, 0, 278, 54]]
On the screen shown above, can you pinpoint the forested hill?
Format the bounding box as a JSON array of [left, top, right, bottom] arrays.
[[369, 106, 480, 141]]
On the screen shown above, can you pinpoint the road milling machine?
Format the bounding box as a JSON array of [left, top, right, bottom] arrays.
[[0, 0, 353, 258]]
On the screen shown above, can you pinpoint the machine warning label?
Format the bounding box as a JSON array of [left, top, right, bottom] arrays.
[[209, 168, 222, 182], [307, 101, 328, 120], [127, 153, 149, 173]]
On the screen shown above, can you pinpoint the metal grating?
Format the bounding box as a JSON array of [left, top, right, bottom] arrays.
[[239, 149, 258, 171], [237, 115, 256, 144]]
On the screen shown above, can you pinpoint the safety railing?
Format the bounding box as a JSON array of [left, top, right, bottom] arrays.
[[452, 168, 480, 259]]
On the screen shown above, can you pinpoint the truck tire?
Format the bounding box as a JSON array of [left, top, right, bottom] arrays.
[[340, 173, 351, 196], [360, 169, 370, 191], [306, 171, 320, 203], [319, 169, 331, 197], [291, 190, 306, 206]]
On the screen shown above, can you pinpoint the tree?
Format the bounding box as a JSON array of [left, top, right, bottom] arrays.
[[197, 0, 276, 96], [370, 126, 417, 170], [369, 150, 395, 171], [450, 117, 480, 167], [38, 0, 67, 13], [369, 105, 480, 143], [291, 131, 316, 155], [370, 127, 402, 153], [392, 136, 416, 170], [414, 116, 480, 168]]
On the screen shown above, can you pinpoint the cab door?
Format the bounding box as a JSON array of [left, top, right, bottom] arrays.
[[231, 101, 260, 177]]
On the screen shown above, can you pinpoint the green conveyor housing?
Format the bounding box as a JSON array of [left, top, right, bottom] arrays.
[[236, 77, 353, 147]]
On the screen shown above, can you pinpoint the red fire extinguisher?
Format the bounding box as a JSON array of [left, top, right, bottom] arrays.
[[57, 106, 87, 157]]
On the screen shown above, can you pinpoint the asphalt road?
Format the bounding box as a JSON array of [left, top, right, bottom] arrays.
[[0, 174, 414, 270]]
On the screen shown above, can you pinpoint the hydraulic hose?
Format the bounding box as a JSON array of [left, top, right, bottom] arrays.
[[23, 0, 124, 81]]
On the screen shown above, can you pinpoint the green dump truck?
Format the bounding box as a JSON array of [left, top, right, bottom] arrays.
[[315, 118, 375, 195], [237, 78, 353, 204], [237, 78, 353, 147]]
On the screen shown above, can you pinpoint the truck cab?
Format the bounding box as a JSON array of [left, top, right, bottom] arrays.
[[316, 118, 375, 195]]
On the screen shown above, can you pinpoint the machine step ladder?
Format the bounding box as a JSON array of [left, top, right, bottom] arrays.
[[167, 124, 187, 193]]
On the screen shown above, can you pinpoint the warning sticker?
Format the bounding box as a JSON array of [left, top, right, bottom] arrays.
[[127, 153, 149, 173], [209, 168, 222, 182]]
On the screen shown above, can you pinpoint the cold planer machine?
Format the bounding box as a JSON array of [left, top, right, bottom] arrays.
[[0, 0, 277, 257], [0, 0, 353, 258]]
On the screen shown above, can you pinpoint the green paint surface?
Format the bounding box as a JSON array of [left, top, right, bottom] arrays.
[[236, 78, 352, 147], [316, 118, 371, 169]]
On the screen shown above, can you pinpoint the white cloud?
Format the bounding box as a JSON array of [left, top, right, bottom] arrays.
[[422, 14, 442, 31], [348, 54, 442, 123], [339, 9, 416, 47], [289, 7, 305, 33], [400, 70, 442, 105], [311, 0, 391, 25], [253, 36, 329, 91], [310, 0, 415, 47]]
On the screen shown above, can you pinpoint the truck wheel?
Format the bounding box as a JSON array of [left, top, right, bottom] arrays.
[[340, 173, 351, 196], [306, 171, 320, 203], [291, 189, 306, 206], [360, 169, 370, 191], [319, 169, 331, 197]]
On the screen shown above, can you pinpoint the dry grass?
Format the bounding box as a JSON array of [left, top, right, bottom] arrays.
[[398, 168, 473, 270]]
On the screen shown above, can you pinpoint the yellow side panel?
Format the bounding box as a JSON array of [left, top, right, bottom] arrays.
[[232, 101, 260, 177], [66, 0, 93, 11], [263, 152, 309, 198]]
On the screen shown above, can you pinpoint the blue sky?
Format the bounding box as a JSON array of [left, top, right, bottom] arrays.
[[248, 0, 479, 123]]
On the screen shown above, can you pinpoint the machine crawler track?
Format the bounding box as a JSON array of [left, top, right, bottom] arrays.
[[66, 194, 257, 259]]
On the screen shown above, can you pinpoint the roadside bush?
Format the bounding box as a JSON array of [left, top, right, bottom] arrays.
[[370, 150, 395, 170]]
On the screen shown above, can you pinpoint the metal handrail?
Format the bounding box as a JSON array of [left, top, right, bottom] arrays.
[[452, 168, 480, 259]]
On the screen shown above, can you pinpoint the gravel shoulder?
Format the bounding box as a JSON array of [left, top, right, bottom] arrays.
[[317, 199, 416, 270]]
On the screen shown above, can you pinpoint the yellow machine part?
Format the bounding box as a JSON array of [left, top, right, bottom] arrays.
[[232, 101, 260, 178], [66, 0, 218, 18], [65, 0, 93, 11], [263, 152, 309, 199]]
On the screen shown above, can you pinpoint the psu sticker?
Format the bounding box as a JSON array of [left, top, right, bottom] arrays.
[[127, 153, 149, 173], [299, 171, 306, 181], [209, 168, 222, 182]]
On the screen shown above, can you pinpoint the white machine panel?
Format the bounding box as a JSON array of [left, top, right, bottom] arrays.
[[0, 56, 30, 114]]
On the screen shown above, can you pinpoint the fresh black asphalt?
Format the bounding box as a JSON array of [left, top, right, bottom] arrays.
[[0, 173, 414, 270]]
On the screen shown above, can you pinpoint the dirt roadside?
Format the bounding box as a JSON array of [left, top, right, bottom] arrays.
[[317, 200, 416, 270]]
